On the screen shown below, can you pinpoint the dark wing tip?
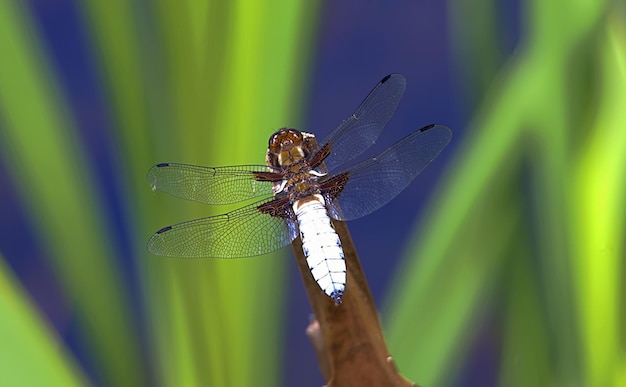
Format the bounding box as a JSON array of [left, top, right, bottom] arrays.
[[419, 124, 453, 136], [146, 165, 163, 188], [381, 73, 405, 83], [156, 225, 172, 234], [419, 125, 453, 151]]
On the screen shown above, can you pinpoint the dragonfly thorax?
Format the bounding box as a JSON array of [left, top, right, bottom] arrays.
[[272, 160, 325, 200], [266, 128, 327, 200]]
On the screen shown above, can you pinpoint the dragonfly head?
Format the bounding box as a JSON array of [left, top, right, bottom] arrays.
[[267, 128, 307, 167]]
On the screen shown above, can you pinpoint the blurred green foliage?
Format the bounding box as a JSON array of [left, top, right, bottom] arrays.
[[386, 1, 626, 386], [0, 1, 317, 386], [0, 255, 87, 386]]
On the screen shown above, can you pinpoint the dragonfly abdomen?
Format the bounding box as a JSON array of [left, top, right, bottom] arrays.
[[293, 194, 346, 304]]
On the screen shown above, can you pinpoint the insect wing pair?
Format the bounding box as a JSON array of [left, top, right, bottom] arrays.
[[147, 74, 451, 260]]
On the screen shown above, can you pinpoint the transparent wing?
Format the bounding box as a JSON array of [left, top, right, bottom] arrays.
[[327, 124, 452, 221], [147, 163, 274, 205], [319, 74, 406, 172], [147, 198, 294, 258]]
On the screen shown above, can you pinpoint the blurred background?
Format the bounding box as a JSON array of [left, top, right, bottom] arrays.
[[0, 0, 624, 386]]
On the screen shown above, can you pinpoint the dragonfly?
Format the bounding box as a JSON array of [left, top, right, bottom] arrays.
[[147, 74, 451, 304]]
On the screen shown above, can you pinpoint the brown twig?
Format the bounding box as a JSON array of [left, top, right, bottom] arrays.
[[292, 220, 416, 387]]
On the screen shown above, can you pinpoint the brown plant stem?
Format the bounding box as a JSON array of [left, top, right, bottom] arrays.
[[292, 220, 416, 387]]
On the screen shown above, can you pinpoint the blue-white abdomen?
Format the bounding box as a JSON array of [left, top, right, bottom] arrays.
[[293, 194, 346, 304]]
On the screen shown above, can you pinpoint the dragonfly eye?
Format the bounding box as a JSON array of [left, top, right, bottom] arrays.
[[268, 128, 304, 153], [268, 128, 287, 152], [286, 129, 303, 142]]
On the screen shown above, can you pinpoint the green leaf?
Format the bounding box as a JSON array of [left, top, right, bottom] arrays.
[[0, 255, 87, 387], [385, 0, 623, 385]]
